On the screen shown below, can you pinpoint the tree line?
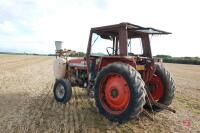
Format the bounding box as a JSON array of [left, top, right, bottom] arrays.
[[154, 55, 200, 65]]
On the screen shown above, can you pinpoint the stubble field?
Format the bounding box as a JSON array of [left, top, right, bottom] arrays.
[[0, 54, 199, 133]]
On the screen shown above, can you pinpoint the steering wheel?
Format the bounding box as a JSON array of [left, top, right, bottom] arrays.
[[106, 47, 116, 56]]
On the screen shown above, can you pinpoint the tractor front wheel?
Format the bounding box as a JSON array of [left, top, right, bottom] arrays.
[[53, 78, 72, 103], [95, 62, 146, 122]]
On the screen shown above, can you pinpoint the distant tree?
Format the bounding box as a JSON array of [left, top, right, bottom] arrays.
[[155, 55, 172, 59], [69, 52, 86, 57], [154, 55, 200, 65]]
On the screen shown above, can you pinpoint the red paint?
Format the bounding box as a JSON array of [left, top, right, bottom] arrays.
[[68, 58, 87, 69], [68, 58, 85, 64], [149, 74, 164, 101], [99, 56, 136, 70], [99, 73, 130, 115]]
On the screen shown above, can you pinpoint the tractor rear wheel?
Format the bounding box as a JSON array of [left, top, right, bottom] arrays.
[[53, 78, 72, 103], [94, 62, 146, 122], [146, 64, 175, 111]]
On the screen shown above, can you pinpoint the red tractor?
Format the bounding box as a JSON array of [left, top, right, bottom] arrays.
[[53, 23, 175, 122]]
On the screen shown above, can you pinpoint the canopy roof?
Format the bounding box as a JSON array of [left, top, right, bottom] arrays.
[[91, 22, 171, 36]]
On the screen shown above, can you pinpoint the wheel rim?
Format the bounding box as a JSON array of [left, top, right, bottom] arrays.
[[56, 84, 65, 99], [83, 82, 87, 88], [148, 74, 164, 101], [99, 73, 130, 115]]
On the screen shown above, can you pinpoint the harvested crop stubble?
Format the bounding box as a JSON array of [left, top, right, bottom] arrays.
[[0, 55, 199, 133]]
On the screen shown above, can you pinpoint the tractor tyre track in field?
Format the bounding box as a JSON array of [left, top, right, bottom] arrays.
[[0, 55, 200, 133]]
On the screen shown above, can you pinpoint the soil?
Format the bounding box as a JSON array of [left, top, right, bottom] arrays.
[[0, 54, 199, 133]]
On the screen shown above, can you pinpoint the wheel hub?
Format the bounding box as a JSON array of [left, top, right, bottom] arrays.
[[148, 84, 156, 92], [110, 88, 118, 98], [56, 84, 65, 99], [99, 73, 130, 115], [148, 74, 164, 101]]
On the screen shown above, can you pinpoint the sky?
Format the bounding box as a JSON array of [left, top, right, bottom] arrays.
[[0, 0, 200, 57]]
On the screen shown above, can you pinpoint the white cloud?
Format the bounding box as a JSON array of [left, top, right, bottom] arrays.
[[0, 0, 200, 56], [0, 21, 18, 33]]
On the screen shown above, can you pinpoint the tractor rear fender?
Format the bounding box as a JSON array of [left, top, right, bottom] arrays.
[[97, 56, 155, 83], [89, 56, 155, 83], [98, 56, 137, 71]]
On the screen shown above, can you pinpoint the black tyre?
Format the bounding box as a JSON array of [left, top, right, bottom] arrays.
[[53, 78, 72, 103], [145, 64, 175, 111], [95, 62, 146, 122]]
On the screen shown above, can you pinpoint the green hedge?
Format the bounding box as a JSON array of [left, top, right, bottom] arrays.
[[155, 55, 200, 65]]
